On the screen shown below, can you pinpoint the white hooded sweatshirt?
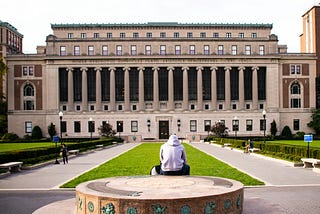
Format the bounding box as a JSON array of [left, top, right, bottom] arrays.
[[160, 135, 187, 171]]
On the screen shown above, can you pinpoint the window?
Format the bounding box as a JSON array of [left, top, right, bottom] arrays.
[[94, 33, 99, 38], [160, 32, 166, 38], [67, 33, 73, 38], [175, 45, 181, 55], [213, 32, 219, 38], [290, 65, 301, 74], [204, 45, 209, 55], [117, 121, 123, 132], [251, 33, 257, 38], [88, 46, 94, 55], [133, 32, 139, 38], [24, 100, 34, 110], [116, 45, 122, 56], [90, 105, 95, 111], [107, 33, 112, 38], [74, 121, 81, 133], [218, 45, 224, 55], [29, 67, 33, 76], [102, 45, 108, 55], [226, 32, 232, 38], [88, 120, 95, 132], [187, 32, 193, 38], [131, 45, 137, 55], [23, 83, 35, 110], [24, 84, 34, 96], [146, 32, 152, 38], [246, 120, 253, 131], [23, 67, 28, 76], [232, 119, 239, 131], [293, 119, 300, 131], [245, 45, 251, 55], [218, 104, 223, 110], [200, 32, 206, 38], [260, 119, 266, 131], [160, 45, 166, 55], [174, 32, 179, 38], [291, 83, 301, 94], [145, 45, 151, 55], [259, 45, 265, 55], [23, 66, 34, 76], [131, 121, 138, 132], [61, 121, 67, 133], [190, 120, 197, 132], [232, 104, 237, 109], [204, 120, 211, 132], [189, 45, 195, 55], [104, 105, 108, 111], [81, 33, 86, 38], [60, 46, 66, 56], [246, 104, 250, 109], [120, 33, 126, 38], [74, 46, 80, 56], [232, 45, 237, 55], [291, 98, 301, 108], [25, 122, 32, 133], [238, 33, 244, 38]]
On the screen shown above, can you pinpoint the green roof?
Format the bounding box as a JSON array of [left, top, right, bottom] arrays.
[[0, 21, 23, 37], [51, 22, 273, 29]]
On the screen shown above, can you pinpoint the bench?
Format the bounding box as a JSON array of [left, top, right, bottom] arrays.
[[301, 158, 320, 168], [249, 148, 260, 153], [223, 143, 232, 147], [95, 144, 104, 150], [68, 149, 80, 155], [0, 162, 23, 172]]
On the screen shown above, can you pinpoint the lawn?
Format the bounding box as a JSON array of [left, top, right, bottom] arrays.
[[61, 143, 264, 188], [269, 140, 320, 148], [0, 142, 56, 152]]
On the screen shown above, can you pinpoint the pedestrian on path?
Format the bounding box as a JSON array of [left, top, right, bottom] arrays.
[[60, 143, 68, 164]]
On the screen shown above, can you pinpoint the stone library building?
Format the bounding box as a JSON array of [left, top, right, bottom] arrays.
[[5, 22, 316, 141]]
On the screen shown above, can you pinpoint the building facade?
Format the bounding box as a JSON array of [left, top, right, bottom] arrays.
[[5, 22, 316, 141]]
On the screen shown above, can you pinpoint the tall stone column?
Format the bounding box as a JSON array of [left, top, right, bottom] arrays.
[[238, 66, 245, 110], [224, 67, 231, 110], [211, 66, 217, 110], [182, 67, 189, 111], [168, 67, 174, 111], [81, 67, 88, 111], [197, 66, 203, 111], [67, 67, 74, 111], [124, 67, 130, 111], [153, 67, 159, 111], [138, 67, 144, 111], [252, 66, 259, 110], [95, 67, 102, 111], [109, 67, 116, 111]]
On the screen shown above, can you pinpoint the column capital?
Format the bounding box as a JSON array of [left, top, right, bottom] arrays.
[[252, 66, 259, 71], [182, 66, 189, 71], [80, 67, 88, 72], [224, 66, 231, 71], [94, 67, 102, 71], [109, 67, 116, 72], [238, 66, 245, 71], [123, 67, 130, 71], [167, 66, 174, 71], [196, 66, 203, 71], [67, 67, 73, 72], [210, 66, 218, 71], [138, 67, 145, 71], [152, 67, 159, 71]]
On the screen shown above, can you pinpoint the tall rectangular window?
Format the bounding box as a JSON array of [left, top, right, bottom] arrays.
[[74, 46, 80, 56], [174, 32, 179, 38], [74, 121, 81, 133], [245, 45, 251, 55], [260, 119, 266, 131], [25, 121, 32, 133], [291, 65, 301, 74], [94, 33, 99, 38], [226, 32, 232, 38], [218, 45, 224, 55], [251, 33, 257, 38], [175, 45, 181, 55], [61, 121, 67, 133], [160, 32, 166, 38], [133, 32, 139, 38], [291, 98, 301, 108], [145, 45, 151, 55], [200, 32, 206, 38], [131, 45, 137, 55], [146, 32, 152, 38], [187, 32, 193, 38], [107, 33, 112, 38], [204, 45, 209, 55], [102, 45, 108, 55], [67, 33, 73, 38], [88, 46, 94, 55], [81, 33, 86, 38], [231, 45, 237, 55], [259, 45, 265, 55], [160, 45, 166, 55], [60, 46, 66, 56], [293, 119, 300, 131], [246, 120, 253, 131], [131, 121, 138, 132], [116, 45, 122, 56], [190, 120, 197, 132], [189, 45, 195, 55]]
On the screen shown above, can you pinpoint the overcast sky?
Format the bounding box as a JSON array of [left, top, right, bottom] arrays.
[[2, 0, 319, 53]]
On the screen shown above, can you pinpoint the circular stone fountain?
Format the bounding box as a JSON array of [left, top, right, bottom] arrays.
[[76, 176, 243, 214]]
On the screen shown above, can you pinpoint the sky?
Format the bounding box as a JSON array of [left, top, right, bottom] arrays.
[[2, 0, 319, 53]]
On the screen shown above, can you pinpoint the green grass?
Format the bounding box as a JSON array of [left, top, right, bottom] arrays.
[[61, 143, 264, 188], [269, 140, 320, 148], [0, 142, 56, 152]]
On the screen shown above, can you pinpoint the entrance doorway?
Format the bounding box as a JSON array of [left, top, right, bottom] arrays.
[[159, 121, 169, 139]]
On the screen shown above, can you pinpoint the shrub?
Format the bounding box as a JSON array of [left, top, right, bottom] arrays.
[[32, 126, 43, 139], [281, 126, 293, 139], [1, 132, 19, 141]]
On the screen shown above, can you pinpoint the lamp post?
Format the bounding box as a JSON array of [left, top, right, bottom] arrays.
[[262, 109, 266, 143], [89, 117, 93, 141], [59, 111, 63, 145]]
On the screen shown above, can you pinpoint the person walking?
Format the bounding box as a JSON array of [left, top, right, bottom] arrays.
[[61, 143, 68, 164]]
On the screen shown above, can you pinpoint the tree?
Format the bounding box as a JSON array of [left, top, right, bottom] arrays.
[[98, 123, 116, 137], [281, 125, 292, 139], [270, 120, 277, 138], [210, 121, 229, 137], [48, 123, 57, 140], [32, 126, 43, 139], [308, 109, 320, 136]]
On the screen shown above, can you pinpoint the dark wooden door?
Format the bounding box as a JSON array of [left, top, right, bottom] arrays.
[[159, 121, 169, 139]]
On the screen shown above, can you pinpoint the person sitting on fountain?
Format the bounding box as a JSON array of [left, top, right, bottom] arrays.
[[159, 134, 190, 175]]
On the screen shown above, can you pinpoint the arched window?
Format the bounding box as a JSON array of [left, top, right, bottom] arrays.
[[290, 83, 300, 94], [24, 84, 34, 96]]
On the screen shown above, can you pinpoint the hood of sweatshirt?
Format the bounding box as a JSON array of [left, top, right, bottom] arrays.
[[166, 135, 180, 146]]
